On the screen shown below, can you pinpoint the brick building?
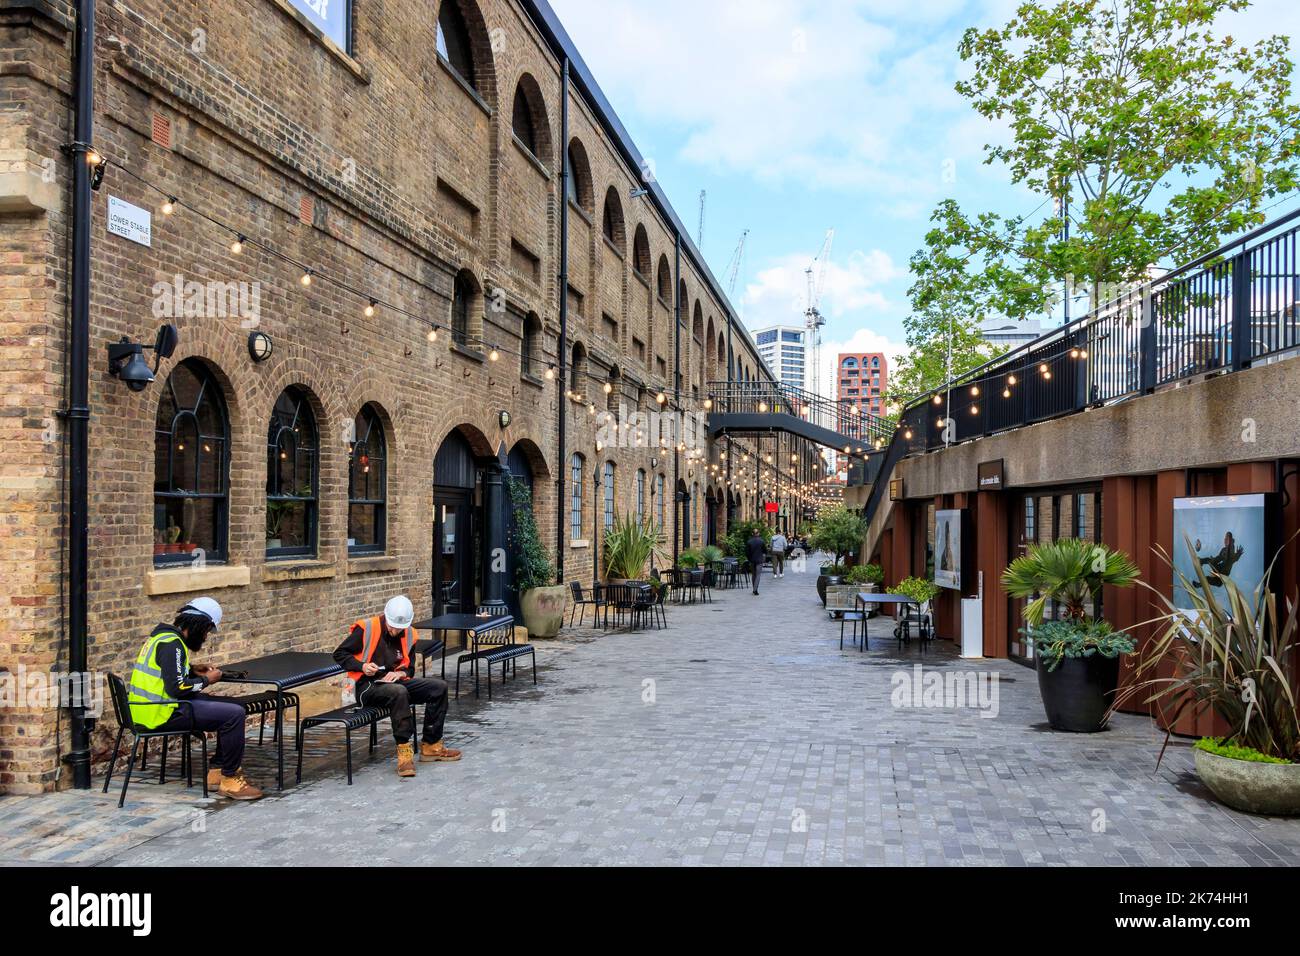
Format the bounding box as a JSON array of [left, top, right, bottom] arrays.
[[0, 0, 818, 792]]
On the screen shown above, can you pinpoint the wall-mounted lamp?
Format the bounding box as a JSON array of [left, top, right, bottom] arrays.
[[498, 410, 511, 429], [106, 324, 178, 392], [247, 330, 273, 363]]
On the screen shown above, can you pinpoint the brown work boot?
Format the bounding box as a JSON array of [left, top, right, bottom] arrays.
[[206, 768, 223, 790], [218, 771, 264, 801], [396, 742, 417, 777], [420, 740, 462, 762]]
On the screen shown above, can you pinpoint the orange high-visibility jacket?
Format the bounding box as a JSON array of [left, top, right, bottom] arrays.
[[345, 616, 415, 683]]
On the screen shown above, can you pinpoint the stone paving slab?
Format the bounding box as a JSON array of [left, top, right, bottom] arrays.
[[3, 566, 1300, 866]]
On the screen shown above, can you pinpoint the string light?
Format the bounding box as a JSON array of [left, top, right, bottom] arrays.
[[427, 327, 438, 343], [489, 346, 500, 362], [365, 299, 377, 318], [545, 365, 555, 380], [161, 196, 176, 215], [231, 234, 245, 254], [300, 269, 313, 287]]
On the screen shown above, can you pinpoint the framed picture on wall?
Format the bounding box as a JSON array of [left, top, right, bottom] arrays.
[[1172, 494, 1275, 611], [934, 509, 963, 591]]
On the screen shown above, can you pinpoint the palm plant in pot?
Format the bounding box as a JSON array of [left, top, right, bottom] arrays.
[[506, 477, 564, 638], [1110, 543, 1300, 815], [604, 513, 658, 583], [1002, 538, 1140, 732], [809, 505, 867, 607]]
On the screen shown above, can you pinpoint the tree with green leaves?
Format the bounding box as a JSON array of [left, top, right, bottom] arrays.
[[888, 303, 1009, 407], [910, 0, 1299, 329]]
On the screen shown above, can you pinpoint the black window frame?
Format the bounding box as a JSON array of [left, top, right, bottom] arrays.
[[348, 404, 387, 556], [266, 386, 320, 561], [153, 359, 230, 567]]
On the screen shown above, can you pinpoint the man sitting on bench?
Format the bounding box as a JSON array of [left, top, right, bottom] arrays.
[[332, 595, 462, 778]]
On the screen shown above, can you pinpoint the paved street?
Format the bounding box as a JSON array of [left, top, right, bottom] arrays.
[[4, 565, 1300, 867]]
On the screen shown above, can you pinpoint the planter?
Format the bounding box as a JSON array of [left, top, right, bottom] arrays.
[[1194, 749, 1300, 816], [825, 584, 861, 617], [520, 585, 567, 639], [817, 573, 841, 607], [1035, 653, 1121, 733]]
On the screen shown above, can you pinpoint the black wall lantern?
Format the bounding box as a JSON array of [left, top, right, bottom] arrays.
[[247, 330, 273, 362], [106, 324, 178, 392]]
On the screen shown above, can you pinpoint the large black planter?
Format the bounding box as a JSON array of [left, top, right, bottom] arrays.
[[817, 573, 841, 607], [1036, 653, 1121, 733]]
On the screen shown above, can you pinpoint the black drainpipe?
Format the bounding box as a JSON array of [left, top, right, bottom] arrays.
[[64, 0, 95, 789], [554, 58, 569, 583], [672, 233, 681, 564]]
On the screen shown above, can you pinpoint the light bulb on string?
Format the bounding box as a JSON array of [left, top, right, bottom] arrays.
[[427, 326, 439, 343], [300, 269, 313, 287], [231, 234, 245, 255], [161, 196, 176, 215], [365, 300, 377, 318]]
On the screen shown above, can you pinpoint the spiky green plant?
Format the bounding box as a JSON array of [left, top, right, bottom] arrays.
[[1110, 541, 1299, 764], [603, 513, 658, 581], [1002, 538, 1140, 626]]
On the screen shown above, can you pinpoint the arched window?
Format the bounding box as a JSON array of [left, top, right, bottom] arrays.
[[656, 473, 666, 530], [153, 359, 229, 566], [602, 186, 624, 249], [451, 269, 476, 346], [512, 87, 537, 155], [570, 453, 585, 541], [636, 469, 647, 525], [656, 256, 672, 303], [348, 404, 386, 555], [266, 386, 319, 558], [566, 139, 593, 213], [570, 342, 588, 397], [632, 225, 651, 278], [603, 462, 616, 531], [522, 312, 542, 378], [436, 0, 477, 92], [842, 357, 858, 369]]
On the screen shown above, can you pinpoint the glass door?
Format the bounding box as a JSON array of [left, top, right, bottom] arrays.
[[433, 489, 477, 618]]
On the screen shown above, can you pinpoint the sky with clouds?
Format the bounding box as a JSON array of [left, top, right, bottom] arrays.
[[548, 0, 1300, 393]]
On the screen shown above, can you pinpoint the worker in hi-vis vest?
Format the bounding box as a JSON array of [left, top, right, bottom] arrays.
[[332, 595, 462, 778], [126, 597, 263, 800]]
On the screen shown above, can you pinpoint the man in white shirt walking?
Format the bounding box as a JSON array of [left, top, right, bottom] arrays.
[[770, 531, 788, 578]]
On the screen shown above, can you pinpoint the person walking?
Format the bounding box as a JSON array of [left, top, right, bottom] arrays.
[[746, 530, 766, 596], [770, 530, 788, 578]]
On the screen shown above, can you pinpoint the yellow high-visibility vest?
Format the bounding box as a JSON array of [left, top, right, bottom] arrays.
[[126, 629, 189, 729]]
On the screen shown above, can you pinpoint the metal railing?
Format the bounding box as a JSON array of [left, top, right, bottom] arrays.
[[860, 208, 1300, 523], [706, 379, 895, 450]]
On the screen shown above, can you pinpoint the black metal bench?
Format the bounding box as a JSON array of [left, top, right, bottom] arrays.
[[455, 620, 535, 700], [295, 704, 392, 785]]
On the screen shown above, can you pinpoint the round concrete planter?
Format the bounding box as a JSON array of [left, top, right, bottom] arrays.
[[1193, 748, 1300, 816], [520, 585, 567, 639]]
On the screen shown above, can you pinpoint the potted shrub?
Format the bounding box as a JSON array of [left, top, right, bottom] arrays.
[[507, 477, 565, 638], [888, 575, 940, 606], [604, 512, 658, 584], [677, 548, 702, 571], [698, 544, 724, 568], [1002, 538, 1141, 732], [1111, 544, 1300, 815], [809, 506, 867, 606]]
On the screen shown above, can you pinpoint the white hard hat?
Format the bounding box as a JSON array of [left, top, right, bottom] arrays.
[[180, 596, 223, 630], [384, 595, 415, 630]]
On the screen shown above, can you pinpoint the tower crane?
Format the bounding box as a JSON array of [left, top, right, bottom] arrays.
[[724, 229, 749, 300], [805, 229, 834, 396]]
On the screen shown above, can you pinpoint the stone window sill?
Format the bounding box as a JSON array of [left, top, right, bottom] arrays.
[[348, 554, 399, 575], [451, 341, 485, 363], [145, 564, 251, 597], [571, 539, 590, 549], [261, 560, 336, 583], [512, 135, 551, 179], [438, 55, 492, 117]]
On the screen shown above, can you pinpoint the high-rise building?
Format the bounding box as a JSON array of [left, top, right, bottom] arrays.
[[836, 352, 888, 418], [752, 325, 808, 390]]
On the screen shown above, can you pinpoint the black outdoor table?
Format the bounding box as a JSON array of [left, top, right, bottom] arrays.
[[856, 592, 931, 643], [413, 614, 514, 676], [219, 652, 344, 790]]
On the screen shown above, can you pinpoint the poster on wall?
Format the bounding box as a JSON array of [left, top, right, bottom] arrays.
[[934, 509, 963, 590], [1172, 495, 1271, 610]]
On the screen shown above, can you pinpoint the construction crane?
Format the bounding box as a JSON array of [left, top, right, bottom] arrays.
[[724, 229, 749, 300], [697, 190, 706, 248], [805, 229, 834, 396]]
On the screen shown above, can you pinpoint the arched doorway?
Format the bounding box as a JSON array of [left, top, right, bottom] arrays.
[[705, 487, 719, 546], [433, 429, 482, 616], [676, 477, 691, 551]]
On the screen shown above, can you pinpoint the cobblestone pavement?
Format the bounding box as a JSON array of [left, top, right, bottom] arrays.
[[5, 565, 1300, 866]]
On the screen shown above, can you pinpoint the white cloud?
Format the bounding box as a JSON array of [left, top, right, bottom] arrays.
[[549, 0, 1011, 195]]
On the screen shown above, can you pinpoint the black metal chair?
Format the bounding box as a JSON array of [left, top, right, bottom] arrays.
[[102, 673, 209, 808], [840, 608, 867, 651], [645, 583, 668, 629], [456, 620, 536, 699], [296, 703, 392, 786], [568, 581, 603, 626]]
